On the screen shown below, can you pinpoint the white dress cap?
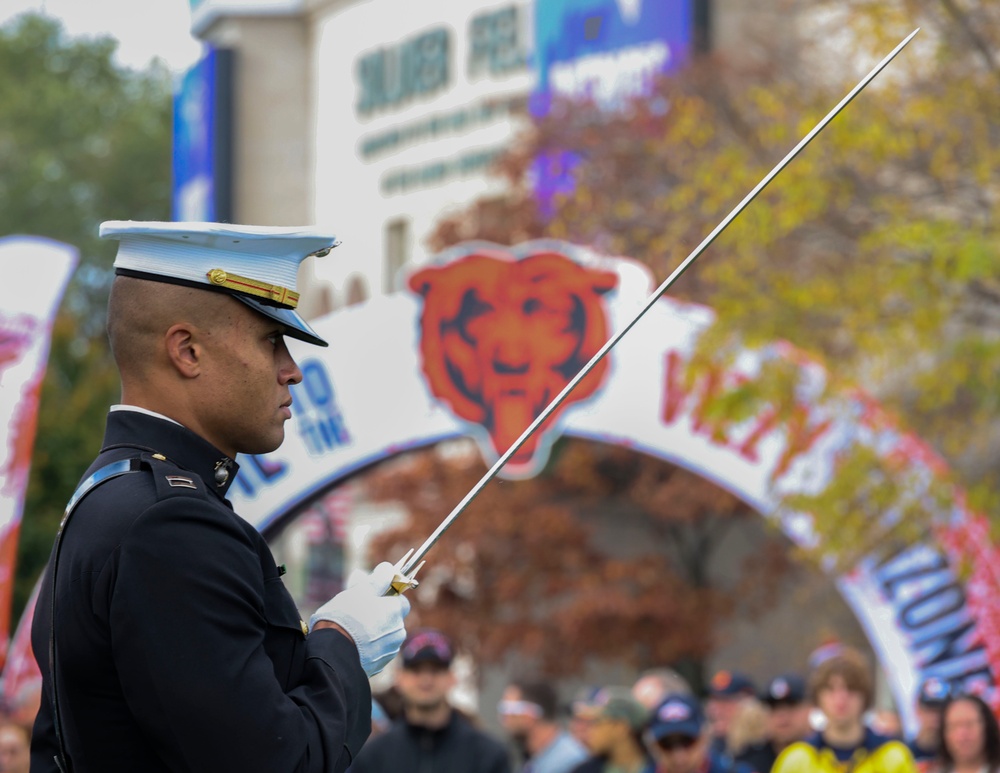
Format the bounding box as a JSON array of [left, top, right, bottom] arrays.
[[100, 220, 339, 346]]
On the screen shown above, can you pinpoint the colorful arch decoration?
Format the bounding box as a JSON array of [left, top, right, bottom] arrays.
[[233, 240, 997, 733], [4, 241, 995, 733]]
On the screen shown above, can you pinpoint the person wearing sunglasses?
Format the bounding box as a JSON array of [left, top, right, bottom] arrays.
[[647, 693, 751, 773]]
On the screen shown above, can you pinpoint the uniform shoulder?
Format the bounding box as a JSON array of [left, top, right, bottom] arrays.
[[142, 453, 211, 501], [111, 454, 255, 562], [74, 451, 211, 519]]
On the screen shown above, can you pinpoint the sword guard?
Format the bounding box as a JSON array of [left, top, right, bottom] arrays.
[[386, 549, 424, 596]]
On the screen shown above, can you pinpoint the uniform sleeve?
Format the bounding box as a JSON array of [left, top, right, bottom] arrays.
[[109, 497, 370, 773]]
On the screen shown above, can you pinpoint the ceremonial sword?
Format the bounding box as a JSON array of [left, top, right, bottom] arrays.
[[388, 27, 921, 595]]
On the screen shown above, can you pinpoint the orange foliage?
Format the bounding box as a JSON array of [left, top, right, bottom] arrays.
[[365, 439, 791, 677]]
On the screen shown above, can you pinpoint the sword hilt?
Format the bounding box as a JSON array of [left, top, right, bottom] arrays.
[[385, 548, 424, 596]]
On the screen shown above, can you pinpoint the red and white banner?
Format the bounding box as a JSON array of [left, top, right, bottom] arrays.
[[0, 237, 77, 670]]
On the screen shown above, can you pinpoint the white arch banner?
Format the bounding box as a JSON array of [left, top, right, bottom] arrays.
[[231, 241, 998, 732]]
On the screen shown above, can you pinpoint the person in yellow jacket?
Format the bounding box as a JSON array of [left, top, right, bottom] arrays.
[[772, 645, 917, 773]]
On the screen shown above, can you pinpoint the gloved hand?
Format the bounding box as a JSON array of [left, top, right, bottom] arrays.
[[310, 562, 411, 677]]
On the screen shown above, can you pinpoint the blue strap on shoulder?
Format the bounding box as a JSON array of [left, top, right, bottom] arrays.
[[49, 456, 145, 773]]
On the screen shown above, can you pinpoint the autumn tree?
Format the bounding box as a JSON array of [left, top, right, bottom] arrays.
[[0, 13, 173, 618], [429, 0, 1000, 571], [365, 437, 793, 688]]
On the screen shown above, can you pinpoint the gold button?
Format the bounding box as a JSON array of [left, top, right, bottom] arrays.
[[300, 620, 309, 636], [152, 453, 166, 460], [208, 268, 228, 285]]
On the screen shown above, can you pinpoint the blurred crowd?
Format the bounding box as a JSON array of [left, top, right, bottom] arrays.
[[0, 626, 996, 773], [356, 630, 1000, 773]]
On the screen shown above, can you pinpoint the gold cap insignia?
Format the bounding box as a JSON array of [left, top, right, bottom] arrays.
[[206, 268, 300, 308]]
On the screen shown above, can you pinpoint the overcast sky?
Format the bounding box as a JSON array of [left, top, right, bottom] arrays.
[[0, 0, 203, 73]]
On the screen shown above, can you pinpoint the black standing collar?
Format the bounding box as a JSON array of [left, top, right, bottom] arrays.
[[101, 409, 240, 499]]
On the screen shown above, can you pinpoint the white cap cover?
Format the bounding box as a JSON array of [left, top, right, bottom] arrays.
[[100, 220, 338, 346]]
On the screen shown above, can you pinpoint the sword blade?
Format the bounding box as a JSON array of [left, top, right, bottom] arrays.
[[399, 28, 920, 578]]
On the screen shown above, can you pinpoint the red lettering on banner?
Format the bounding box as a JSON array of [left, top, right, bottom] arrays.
[[690, 368, 723, 437], [661, 350, 833, 478], [661, 351, 687, 423], [737, 409, 779, 463], [663, 351, 744, 443], [770, 405, 833, 481]]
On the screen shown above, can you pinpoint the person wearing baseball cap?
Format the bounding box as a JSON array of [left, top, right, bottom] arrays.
[[31, 221, 411, 773], [736, 674, 812, 773], [351, 629, 510, 773], [706, 670, 758, 756], [647, 693, 751, 773], [570, 687, 655, 773], [632, 668, 694, 711]]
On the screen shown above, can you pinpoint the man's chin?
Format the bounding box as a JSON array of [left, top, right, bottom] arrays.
[[241, 429, 285, 456]]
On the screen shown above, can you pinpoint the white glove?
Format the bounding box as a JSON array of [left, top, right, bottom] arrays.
[[310, 562, 411, 677]]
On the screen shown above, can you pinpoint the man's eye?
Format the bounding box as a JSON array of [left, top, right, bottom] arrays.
[[267, 333, 282, 346]]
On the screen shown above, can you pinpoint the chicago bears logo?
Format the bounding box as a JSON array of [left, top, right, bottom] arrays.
[[408, 245, 618, 476]]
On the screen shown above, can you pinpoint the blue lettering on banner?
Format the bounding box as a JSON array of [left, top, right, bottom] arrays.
[[874, 544, 994, 694], [233, 454, 287, 499], [294, 360, 352, 456]]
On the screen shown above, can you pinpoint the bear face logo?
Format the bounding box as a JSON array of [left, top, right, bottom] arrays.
[[408, 245, 618, 476]]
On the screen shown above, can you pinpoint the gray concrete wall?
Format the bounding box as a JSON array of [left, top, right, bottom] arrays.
[[203, 16, 313, 226]]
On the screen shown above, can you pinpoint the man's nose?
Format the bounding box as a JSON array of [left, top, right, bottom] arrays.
[[278, 340, 303, 384]]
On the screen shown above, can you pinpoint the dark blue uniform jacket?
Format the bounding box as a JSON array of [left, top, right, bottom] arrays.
[[30, 410, 370, 773]]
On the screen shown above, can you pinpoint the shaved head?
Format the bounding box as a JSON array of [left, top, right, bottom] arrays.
[[107, 276, 235, 382], [106, 274, 303, 456]]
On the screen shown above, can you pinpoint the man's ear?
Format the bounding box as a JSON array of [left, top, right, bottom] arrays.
[[164, 323, 201, 379]]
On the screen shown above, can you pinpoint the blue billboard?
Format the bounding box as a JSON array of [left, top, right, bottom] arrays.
[[172, 47, 233, 222], [533, 0, 692, 112], [530, 0, 693, 214]]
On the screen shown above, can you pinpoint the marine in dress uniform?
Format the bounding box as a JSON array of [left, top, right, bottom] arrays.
[[30, 222, 410, 773]]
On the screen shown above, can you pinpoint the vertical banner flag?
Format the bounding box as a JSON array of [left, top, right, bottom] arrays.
[[0, 236, 77, 669]]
